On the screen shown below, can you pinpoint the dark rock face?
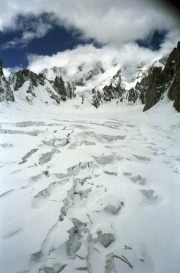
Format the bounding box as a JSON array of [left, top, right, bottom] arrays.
[[143, 42, 180, 111], [53, 76, 67, 101], [91, 88, 101, 108], [168, 68, 180, 111], [65, 81, 76, 99], [166, 42, 180, 112], [126, 88, 138, 103], [143, 67, 164, 111], [52, 76, 76, 101], [102, 85, 115, 101], [91, 70, 125, 107], [9, 69, 45, 91], [6, 67, 76, 104], [0, 59, 15, 102], [128, 76, 149, 105], [136, 77, 149, 104], [0, 59, 3, 76], [8, 69, 47, 104], [126, 42, 180, 111], [102, 84, 123, 102]]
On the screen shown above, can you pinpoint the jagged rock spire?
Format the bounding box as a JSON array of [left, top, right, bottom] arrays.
[[0, 59, 15, 102], [0, 59, 4, 77]]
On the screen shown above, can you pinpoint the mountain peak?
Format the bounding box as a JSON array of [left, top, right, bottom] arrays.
[[0, 42, 180, 112]]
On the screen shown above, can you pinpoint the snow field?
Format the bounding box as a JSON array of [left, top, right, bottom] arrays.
[[0, 100, 180, 273]]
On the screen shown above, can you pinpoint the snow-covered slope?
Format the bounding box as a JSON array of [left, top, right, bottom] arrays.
[[42, 60, 149, 97], [0, 43, 180, 273], [0, 99, 180, 273], [37, 43, 178, 110], [1, 42, 179, 111]]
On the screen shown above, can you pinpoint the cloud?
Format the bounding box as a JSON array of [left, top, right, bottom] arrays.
[[27, 44, 119, 73], [1, 0, 180, 74], [26, 38, 175, 76], [3, 66, 23, 77], [0, 13, 55, 49], [159, 27, 180, 54], [26, 24, 180, 77], [0, 0, 180, 47], [3, 68, 11, 77]]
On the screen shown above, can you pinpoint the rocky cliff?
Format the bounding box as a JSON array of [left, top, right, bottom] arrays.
[[52, 76, 76, 101], [168, 68, 180, 111], [1, 42, 180, 112], [89, 42, 180, 112], [0, 62, 76, 104], [142, 42, 180, 111], [0, 59, 15, 102]]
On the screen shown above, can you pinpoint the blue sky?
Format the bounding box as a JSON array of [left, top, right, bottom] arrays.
[[0, 0, 180, 74], [0, 13, 101, 69], [0, 21, 81, 68], [0, 20, 166, 69]]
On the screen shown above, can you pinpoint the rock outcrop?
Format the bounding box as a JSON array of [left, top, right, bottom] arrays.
[[0, 59, 15, 102], [53, 76, 67, 101], [1, 42, 180, 112], [142, 66, 164, 111], [143, 42, 180, 111], [91, 42, 180, 112], [126, 87, 139, 103], [91, 70, 125, 107], [91, 88, 102, 108], [168, 68, 180, 111], [65, 81, 76, 99], [9, 69, 45, 91], [6, 67, 76, 104]]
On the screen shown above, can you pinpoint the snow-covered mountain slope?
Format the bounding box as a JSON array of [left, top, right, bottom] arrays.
[[0, 99, 180, 273], [7, 68, 76, 105], [0, 39, 180, 273], [41, 60, 148, 98], [42, 61, 122, 100], [1, 41, 180, 113], [40, 52, 167, 102]]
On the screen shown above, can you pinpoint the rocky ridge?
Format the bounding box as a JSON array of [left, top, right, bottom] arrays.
[[7, 68, 76, 104], [92, 42, 180, 111], [0, 60, 15, 102], [0, 41, 180, 111]]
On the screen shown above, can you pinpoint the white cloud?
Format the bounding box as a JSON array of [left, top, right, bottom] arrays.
[[26, 24, 180, 77], [0, 0, 180, 46], [27, 44, 119, 73], [3, 66, 23, 77], [159, 28, 180, 55], [3, 68, 11, 77], [27, 36, 178, 76], [0, 13, 54, 49], [1, 0, 180, 74]]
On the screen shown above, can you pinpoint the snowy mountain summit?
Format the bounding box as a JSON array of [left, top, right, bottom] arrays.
[[0, 43, 180, 273], [1, 41, 180, 112]]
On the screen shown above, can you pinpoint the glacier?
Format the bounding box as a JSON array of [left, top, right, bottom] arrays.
[[0, 42, 180, 273], [0, 97, 180, 273]]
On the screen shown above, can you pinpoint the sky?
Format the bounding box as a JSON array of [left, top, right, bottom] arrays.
[[0, 0, 180, 76]]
